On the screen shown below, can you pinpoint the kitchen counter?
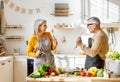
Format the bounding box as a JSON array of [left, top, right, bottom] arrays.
[[0, 56, 27, 62], [0, 56, 13, 62], [54, 53, 86, 57], [27, 53, 86, 59], [26, 76, 120, 82]]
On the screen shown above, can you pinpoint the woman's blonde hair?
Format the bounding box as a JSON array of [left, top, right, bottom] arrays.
[[33, 19, 46, 35]]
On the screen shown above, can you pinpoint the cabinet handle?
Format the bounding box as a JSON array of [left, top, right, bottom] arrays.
[[8, 60, 11, 62], [1, 63, 5, 65]]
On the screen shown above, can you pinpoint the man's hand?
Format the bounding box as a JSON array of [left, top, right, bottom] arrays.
[[76, 37, 82, 47]]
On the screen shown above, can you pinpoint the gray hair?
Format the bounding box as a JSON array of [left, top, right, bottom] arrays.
[[33, 19, 46, 35], [87, 17, 101, 26]]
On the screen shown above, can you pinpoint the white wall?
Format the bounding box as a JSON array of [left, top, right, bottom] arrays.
[[3, 0, 120, 55]]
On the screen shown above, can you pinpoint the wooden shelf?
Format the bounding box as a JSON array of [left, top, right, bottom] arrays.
[[0, 51, 5, 56], [6, 25, 23, 30], [102, 27, 119, 32], [51, 3, 73, 17], [54, 25, 74, 29], [5, 36, 24, 40], [54, 9, 69, 13], [51, 13, 73, 16], [5, 25, 24, 41]]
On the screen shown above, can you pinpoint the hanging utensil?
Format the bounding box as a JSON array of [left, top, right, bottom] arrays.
[[108, 27, 116, 50], [51, 29, 55, 38]]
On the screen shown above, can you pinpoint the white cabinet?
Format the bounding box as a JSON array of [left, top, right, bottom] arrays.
[[0, 57, 13, 82], [8, 58, 13, 82], [74, 57, 85, 68], [13, 56, 27, 82], [0, 61, 8, 82], [54, 54, 86, 69], [68, 57, 75, 69]]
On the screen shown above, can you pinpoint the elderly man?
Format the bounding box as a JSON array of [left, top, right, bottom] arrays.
[[76, 17, 109, 70]]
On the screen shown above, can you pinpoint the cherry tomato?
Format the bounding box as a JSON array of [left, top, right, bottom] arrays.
[[80, 72, 86, 77], [86, 72, 92, 77]]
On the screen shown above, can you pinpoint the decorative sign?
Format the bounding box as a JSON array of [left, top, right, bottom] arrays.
[[15, 6, 20, 12], [21, 8, 26, 14], [9, 2, 14, 9], [4, 0, 9, 4], [4, 0, 40, 15]]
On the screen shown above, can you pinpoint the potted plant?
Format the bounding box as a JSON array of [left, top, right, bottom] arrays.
[[106, 50, 120, 77]]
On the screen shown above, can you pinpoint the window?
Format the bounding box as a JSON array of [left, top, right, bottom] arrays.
[[81, 0, 120, 23]]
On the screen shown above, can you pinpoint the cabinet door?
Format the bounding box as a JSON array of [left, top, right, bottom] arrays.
[[75, 57, 85, 68], [0, 61, 9, 82], [55, 56, 69, 69], [8, 58, 13, 82], [14, 57, 27, 82], [68, 57, 75, 69]]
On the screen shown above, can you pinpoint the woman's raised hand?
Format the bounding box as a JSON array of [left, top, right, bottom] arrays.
[[53, 37, 58, 46]]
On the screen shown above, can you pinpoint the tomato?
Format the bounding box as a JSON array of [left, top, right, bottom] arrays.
[[80, 72, 86, 77], [86, 72, 92, 77]]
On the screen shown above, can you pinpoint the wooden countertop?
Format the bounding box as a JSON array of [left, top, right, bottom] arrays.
[[26, 76, 120, 82]]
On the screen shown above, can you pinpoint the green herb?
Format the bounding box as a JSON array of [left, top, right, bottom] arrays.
[[106, 51, 120, 60], [28, 64, 53, 78]]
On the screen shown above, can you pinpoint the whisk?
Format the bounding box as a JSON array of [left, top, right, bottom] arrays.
[[51, 29, 55, 38], [75, 31, 85, 48]]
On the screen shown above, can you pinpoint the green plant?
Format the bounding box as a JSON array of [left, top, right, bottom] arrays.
[[106, 51, 120, 60]]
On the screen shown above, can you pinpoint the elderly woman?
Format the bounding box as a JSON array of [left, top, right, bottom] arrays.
[[27, 19, 58, 71]]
